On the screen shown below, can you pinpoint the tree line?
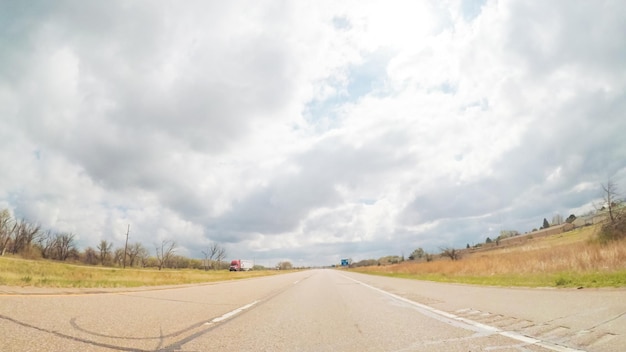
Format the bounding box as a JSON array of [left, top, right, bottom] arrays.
[[0, 209, 230, 270]]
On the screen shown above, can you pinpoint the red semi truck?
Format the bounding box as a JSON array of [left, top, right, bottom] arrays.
[[229, 259, 253, 271]]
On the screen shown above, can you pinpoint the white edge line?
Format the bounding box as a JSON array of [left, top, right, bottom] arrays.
[[340, 274, 585, 352]]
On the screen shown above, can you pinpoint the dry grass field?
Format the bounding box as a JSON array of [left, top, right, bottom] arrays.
[[352, 225, 626, 288], [0, 256, 282, 288]]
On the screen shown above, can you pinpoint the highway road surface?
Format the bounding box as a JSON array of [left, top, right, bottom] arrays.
[[1, 269, 624, 351]]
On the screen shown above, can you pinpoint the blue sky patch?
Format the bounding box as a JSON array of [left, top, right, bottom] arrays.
[[461, 0, 486, 21]]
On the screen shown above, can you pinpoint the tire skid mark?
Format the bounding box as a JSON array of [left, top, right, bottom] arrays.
[[69, 316, 208, 341], [0, 314, 150, 351]]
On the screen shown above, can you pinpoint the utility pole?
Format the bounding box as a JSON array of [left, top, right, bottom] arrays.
[[123, 224, 130, 268]]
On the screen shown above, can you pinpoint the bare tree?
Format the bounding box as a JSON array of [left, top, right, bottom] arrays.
[[202, 242, 218, 270], [201, 248, 211, 270], [0, 209, 16, 256], [126, 242, 147, 267], [155, 240, 177, 270], [440, 247, 461, 261], [113, 248, 126, 266], [12, 219, 41, 255], [37, 230, 57, 259], [83, 247, 98, 265], [602, 179, 622, 224], [53, 233, 76, 261], [215, 246, 227, 270], [201, 242, 227, 270], [598, 179, 625, 241], [97, 240, 113, 265]]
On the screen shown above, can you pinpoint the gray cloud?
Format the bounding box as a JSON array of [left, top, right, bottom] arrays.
[[1, 1, 625, 266]]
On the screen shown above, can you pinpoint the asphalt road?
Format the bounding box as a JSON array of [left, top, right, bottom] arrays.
[[0, 269, 624, 351]]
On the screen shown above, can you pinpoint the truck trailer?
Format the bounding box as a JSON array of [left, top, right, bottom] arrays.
[[229, 259, 253, 271]]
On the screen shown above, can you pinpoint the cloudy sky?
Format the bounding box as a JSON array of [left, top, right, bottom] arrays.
[[1, 0, 625, 267]]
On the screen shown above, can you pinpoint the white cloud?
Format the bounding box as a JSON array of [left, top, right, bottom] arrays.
[[1, 0, 625, 266]]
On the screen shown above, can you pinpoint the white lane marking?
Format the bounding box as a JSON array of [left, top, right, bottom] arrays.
[[204, 300, 260, 325], [340, 274, 585, 352], [294, 280, 300, 285]]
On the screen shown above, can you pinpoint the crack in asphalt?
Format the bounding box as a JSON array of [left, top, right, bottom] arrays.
[[0, 314, 150, 352], [587, 310, 626, 330], [0, 275, 316, 352]]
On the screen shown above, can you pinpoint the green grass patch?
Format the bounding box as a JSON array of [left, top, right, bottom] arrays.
[[352, 269, 626, 288]]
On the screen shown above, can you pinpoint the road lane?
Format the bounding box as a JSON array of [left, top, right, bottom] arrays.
[[338, 270, 626, 352], [1, 269, 624, 351], [181, 270, 564, 351], [0, 271, 314, 351]]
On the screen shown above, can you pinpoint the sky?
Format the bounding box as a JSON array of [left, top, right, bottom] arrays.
[[1, 0, 625, 267]]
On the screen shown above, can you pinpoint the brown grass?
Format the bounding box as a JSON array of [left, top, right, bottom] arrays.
[[352, 225, 626, 287]]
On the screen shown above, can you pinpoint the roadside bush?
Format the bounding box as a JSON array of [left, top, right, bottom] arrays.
[[598, 215, 626, 243], [555, 275, 572, 286], [20, 245, 43, 260]]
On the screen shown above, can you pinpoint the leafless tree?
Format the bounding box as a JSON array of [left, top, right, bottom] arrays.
[[201, 242, 227, 270], [37, 230, 57, 259], [598, 179, 625, 241], [113, 248, 126, 266], [11, 219, 41, 255], [126, 242, 147, 267], [83, 247, 98, 265], [602, 179, 622, 224], [440, 247, 461, 261], [215, 246, 227, 269], [201, 242, 218, 270], [0, 209, 17, 256], [53, 233, 76, 261], [155, 240, 177, 270], [97, 240, 113, 265]]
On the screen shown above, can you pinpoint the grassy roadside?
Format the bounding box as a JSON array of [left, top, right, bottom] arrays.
[[0, 256, 281, 288], [351, 225, 626, 288], [354, 270, 626, 288]]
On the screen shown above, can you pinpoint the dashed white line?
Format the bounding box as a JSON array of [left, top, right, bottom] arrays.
[[204, 300, 260, 325]]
